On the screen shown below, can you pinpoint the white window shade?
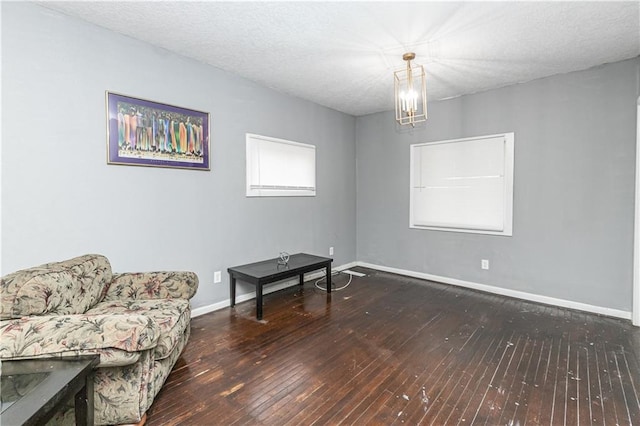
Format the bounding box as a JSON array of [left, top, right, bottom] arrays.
[[410, 133, 514, 236], [246, 133, 316, 197]]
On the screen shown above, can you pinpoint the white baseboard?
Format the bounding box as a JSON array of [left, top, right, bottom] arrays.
[[190, 300, 228, 318], [191, 261, 357, 318], [356, 261, 632, 320], [191, 260, 631, 321]]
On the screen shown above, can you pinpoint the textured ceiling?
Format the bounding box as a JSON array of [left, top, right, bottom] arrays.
[[40, 1, 640, 116]]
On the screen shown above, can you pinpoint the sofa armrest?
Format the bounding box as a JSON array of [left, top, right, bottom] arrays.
[[0, 314, 160, 359], [103, 271, 198, 301]]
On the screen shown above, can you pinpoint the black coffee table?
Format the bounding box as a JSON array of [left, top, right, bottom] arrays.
[[1, 356, 99, 426], [228, 253, 333, 320]]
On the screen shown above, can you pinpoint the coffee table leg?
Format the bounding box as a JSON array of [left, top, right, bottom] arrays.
[[299, 273, 304, 286], [257, 282, 263, 320], [326, 264, 332, 293], [75, 372, 94, 426], [230, 275, 236, 307]]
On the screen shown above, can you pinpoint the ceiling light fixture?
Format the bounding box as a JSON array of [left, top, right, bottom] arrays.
[[394, 52, 427, 127]]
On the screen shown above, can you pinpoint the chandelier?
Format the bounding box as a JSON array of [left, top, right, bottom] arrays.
[[394, 52, 427, 126]]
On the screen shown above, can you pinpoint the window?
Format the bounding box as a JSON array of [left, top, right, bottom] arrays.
[[246, 133, 316, 197], [410, 132, 514, 236]]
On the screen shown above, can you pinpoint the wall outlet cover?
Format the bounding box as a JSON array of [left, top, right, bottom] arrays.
[[214, 271, 222, 283]]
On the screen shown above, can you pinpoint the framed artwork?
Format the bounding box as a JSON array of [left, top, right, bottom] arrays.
[[106, 91, 210, 170]]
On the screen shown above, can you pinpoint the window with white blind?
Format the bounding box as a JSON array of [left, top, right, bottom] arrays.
[[410, 133, 514, 236], [246, 133, 316, 197]]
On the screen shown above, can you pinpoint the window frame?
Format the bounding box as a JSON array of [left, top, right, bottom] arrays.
[[409, 132, 514, 236], [246, 133, 316, 197]]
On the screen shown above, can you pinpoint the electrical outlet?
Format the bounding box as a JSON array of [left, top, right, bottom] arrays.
[[481, 259, 489, 270], [214, 271, 222, 283], [329, 247, 334, 256]]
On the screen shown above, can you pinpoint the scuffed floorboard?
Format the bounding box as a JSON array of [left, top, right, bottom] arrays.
[[147, 269, 640, 425]]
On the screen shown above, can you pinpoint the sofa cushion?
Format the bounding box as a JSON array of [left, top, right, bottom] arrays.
[[0, 348, 141, 368], [0, 254, 113, 319], [104, 271, 199, 301], [0, 314, 159, 359], [88, 298, 191, 360]]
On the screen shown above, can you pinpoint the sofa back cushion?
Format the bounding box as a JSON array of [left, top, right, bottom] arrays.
[[0, 254, 113, 319]]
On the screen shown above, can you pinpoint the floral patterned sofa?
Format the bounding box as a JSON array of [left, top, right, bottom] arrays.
[[0, 254, 199, 425]]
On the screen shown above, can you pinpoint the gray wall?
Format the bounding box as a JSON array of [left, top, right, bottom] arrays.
[[3, 2, 638, 315], [1, 3, 357, 310], [356, 57, 640, 312]]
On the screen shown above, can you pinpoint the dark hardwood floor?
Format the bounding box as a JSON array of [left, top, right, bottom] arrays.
[[147, 268, 640, 425]]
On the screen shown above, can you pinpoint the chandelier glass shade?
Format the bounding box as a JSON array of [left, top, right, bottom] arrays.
[[394, 52, 427, 126]]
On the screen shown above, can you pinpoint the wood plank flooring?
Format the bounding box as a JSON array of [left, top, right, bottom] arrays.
[[147, 268, 640, 425]]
